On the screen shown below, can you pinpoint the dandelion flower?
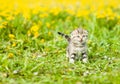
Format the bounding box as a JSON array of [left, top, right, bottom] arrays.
[[40, 39, 45, 43], [8, 53, 14, 58], [9, 34, 15, 39], [46, 22, 50, 28]]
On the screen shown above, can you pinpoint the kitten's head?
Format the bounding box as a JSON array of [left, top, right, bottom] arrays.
[[70, 28, 88, 45]]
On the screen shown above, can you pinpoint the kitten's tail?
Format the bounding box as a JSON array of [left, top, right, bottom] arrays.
[[58, 32, 70, 42]]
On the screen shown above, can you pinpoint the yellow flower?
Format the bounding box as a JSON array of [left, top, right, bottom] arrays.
[[76, 10, 89, 18], [108, 16, 115, 20], [6, 15, 14, 20], [2, 21, 7, 26], [117, 15, 120, 19], [30, 25, 39, 32], [39, 13, 48, 18], [48, 32, 52, 36], [66, 9, 75, 15], [9, 34, 15, 39], [0, 25, 4, 29], [23, 12, 30, 19], [33, 32, 39, 38], [12, 42, 16, 47], [40, 39, 45, 43], [0, 17, 2, 21], [50, 7, 61, 16], [29, 24, 40, 38], [46, 22, 50, 28], [8, 53, 14, 58], [27, 30, 31, 36], [96, 11, 106, 18]]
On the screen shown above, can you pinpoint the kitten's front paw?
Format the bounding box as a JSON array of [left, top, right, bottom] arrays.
[[69, 59, 75, 64], [82, 58, 88, 63]]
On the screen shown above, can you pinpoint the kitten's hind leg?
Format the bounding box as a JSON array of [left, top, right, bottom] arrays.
[[82, 52, 88, 63], [69, 53, 76, 64]]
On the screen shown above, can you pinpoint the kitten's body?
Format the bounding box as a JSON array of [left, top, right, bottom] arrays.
[[58, 28, 88, 63]]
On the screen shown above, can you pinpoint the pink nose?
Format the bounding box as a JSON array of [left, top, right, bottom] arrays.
[[80, 38, 82, 42]]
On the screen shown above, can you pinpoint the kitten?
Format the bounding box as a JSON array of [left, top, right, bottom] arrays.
[[58, 28, 88, 63]]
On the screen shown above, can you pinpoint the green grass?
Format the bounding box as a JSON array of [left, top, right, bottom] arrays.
[[0, 13, 120, 84]]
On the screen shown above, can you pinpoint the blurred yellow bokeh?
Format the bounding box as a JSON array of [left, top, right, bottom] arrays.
[[0, 0, 120, 19]]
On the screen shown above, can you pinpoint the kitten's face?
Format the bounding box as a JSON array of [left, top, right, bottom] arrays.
[[70, 28, 88, 45]]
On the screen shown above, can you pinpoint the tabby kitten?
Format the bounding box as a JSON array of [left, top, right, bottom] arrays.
[[58, 28, 88, 63]]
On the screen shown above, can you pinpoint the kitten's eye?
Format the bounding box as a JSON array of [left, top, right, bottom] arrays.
[[77, 36, 80, 38], [83, 35, 88, 37], [82, 35, 86, 37]]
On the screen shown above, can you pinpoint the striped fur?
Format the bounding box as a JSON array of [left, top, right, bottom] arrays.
[[58, 28, 88, 63]]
